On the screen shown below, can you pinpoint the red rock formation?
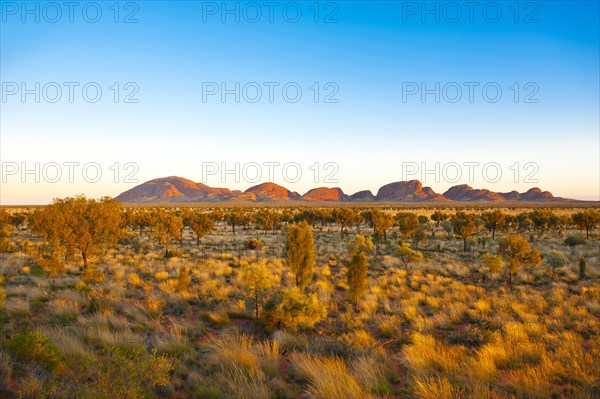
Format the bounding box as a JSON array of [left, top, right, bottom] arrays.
[[349, 190, 376, 201], [520, 187, 554, 201], [443, 185, 505, 201], [243, 182, 301, 201], [302, 187, 347, 201], [115, 176, 232, 202], [114, 177, 563, 203], [376, 180, 442, 201]]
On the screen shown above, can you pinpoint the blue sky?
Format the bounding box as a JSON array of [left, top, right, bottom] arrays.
[[1, 1, 599, 204]]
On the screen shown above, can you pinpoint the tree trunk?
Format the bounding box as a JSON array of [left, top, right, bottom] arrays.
[[463, 238, 468, 252], [82, 251, 88, 269], [255, 291, 259, 318]]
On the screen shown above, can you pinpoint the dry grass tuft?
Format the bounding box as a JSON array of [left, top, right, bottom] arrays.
[[291, 353, 370, 399]]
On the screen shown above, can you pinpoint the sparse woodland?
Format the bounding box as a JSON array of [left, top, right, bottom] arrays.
[[0, 198, 599, 398]]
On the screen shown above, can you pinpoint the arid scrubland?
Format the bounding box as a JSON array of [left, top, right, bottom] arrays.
[[0, 201, 599, 398]]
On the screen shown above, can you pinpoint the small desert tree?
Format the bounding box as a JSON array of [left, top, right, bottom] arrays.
[[188, 213, 214, 245], [572, 209, 600, 238], [177, 265, 191, 293], [530, 209, 558, 235], [239, 260, 275, 318], [346, 235, 374, 309], [38, 254, 67, 288], [481, 210, 506, 240], [226, 208, 250, 235], [131, 210, 154, 237], [431, 210, 449, 227], [396, 212, 420, 241], [293, 209, 319, 226], [30, 196, 122, 269], [347, 252, 368, 309], [333, 208, 357, 237], [498, 234, 542, 287], [255, 209, 281, 235], [286, 221, 315, 290], [347, 234, 375, 255], [452, 211, 478, 252], [209, 209, 225, 227], [397, 242, 423, 272], [545, 250, 567, 278], [367, 209, 395, 242], [514, 212, 532, 233], [413, 228, 428, 249], [154, 210, 183, 257]]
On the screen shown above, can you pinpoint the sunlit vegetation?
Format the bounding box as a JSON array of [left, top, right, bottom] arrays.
[[0, 202, 599, 398]]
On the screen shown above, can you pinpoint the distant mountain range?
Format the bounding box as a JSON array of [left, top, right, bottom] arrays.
[[114, 176, 571, 203]]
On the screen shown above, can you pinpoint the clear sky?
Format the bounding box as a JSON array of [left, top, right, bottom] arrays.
[[1, 1, 599, 204]]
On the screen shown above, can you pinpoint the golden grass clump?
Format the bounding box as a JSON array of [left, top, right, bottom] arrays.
[[412, 375, 465, 399], [290, 353, 370, 399], [215, 365, 271, 399], [205, 330, 282, 376], [350, 354, 393, 395], [154, 271, 169, 280], [403, 333, 467, 377]]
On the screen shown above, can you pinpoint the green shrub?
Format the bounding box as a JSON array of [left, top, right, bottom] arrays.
[[166, 250, 183, 258], [262, 287, 327, 331], [0, 238, 14, 253], [244, 239, 264, 250], [564, 236, 585, 247], [0, 277, 5, 309], [5, 330, 62, 371], [43, 346, 174, 399], [30, 297, 49, 312], [579, 257, 587, 279]]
